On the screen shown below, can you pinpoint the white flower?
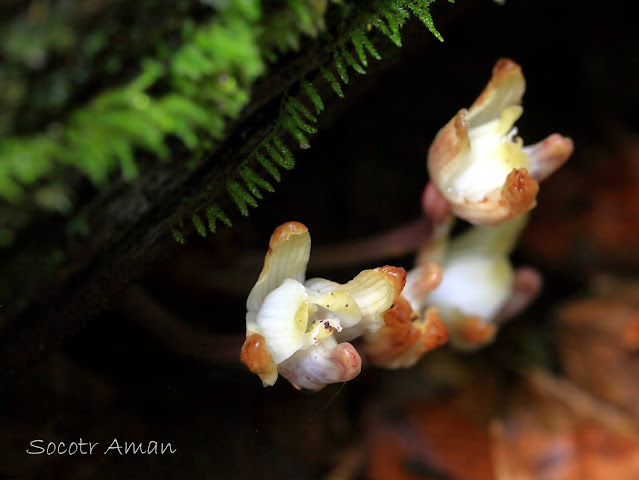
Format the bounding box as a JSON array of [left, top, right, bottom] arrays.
[[406, 215, 540, 350], [240, 221, 406, 390], [427, 58, 573, 226]]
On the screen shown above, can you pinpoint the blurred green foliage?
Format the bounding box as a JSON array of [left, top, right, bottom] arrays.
[[0, 0, 450, 247]]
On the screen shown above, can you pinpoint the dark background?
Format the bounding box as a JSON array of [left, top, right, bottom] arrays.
[[2, 0, 639, 478]]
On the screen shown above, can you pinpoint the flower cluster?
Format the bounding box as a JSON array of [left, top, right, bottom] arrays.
[[240, 222, 447, 390], [241, 58, 572, 389], [411, 58, 568, 349]]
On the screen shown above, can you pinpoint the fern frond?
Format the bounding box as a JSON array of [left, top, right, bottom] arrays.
[[374, 4, 410, 46], [283, 118, 310, 146], [240, 166, 275, 199], [256, 153, 282, 181], [192, 213, 207, 237], [262, 140, 292, 170], [405, 0, 444, 42], [172, 227, 186, 245], [341, 48, 366, 74], [350, 29, 370, 66], [271, 137, 295, 169], [205, 205, 232, 233], [350, 29, 381, 67], [284, 106, 318, 135], [321, 67, 345, 98], [333, 51, 350, 84], [285, 97, 317, 123], [361, 32, 382, 60], [300, 79, 324, 113], [288, 0, 313, 27], [226, 180, 258, 216]]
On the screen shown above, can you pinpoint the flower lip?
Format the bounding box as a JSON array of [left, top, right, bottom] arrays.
[[277, 338, 362, 391]]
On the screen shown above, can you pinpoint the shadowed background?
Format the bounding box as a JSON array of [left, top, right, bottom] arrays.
[[2, 0, 639, 478]]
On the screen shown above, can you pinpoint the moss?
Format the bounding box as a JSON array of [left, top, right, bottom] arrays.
[[0, 0, 453, 247]]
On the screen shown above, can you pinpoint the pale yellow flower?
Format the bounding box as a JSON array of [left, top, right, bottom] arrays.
[[407, 215, 540, 350], [428, 59, 573, 225], [241, 221, 405, 390]]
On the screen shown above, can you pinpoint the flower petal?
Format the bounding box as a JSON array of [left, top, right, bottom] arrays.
[[447, 314, 497, 350], [307, 290, 361, 328], [278, 337, 362, 391], [524, 133, 574, 182], [341, 267, 403, 321], [307, 266, 406, 339], [240, 333, 278, 386], [256, 278, 309, 364], [494, 266, 542, 324], [448, 168, 539, 226], [466, 58, 525, 126], [247, 221, 310, 315], [364, 297, 448, 368], [403, 261, 443, 312], [427, 254, 514, 321], [448, 215, 528, 257]]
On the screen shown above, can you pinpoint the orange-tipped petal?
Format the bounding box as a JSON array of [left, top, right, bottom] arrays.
[[247, 221, 310, 315], [455, 316, 497, 350], [374, 265, 408, 300], [467, 58, 525, 125], [365, 299, 448, 368], [240, 334, 278, 386]]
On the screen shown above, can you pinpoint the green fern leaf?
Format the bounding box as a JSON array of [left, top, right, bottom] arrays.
[[240, 166, 274, 195], [300, 79, 324, 113], [350, 30, 381, 66], [271, 137, 295, 169], [264, 139, 295, 170], [321, 67, 344, 98], [192, 213, 207, 237], [333, 51, 350, 84], [256, 152, 282, 181], [226, 180, 258, 216], [405, 1, 444, 42], [286, 97, 317, 123], [172, 228, 186, 245], [283, 117, 310, 146], [373, 18, 398, 46], [288, 0, 313, 27], [360, 31, 381, 60], [341, 48, 366, 74], [205, 205, 232, 233], [350, 30, 369, 66], [284, 106, 318, 135]]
